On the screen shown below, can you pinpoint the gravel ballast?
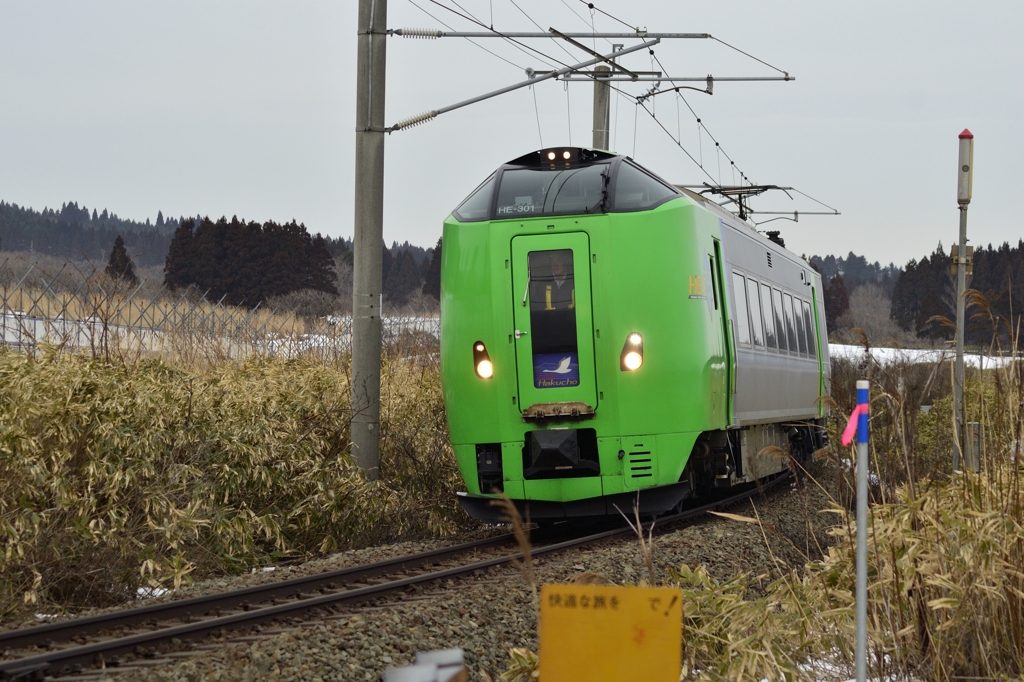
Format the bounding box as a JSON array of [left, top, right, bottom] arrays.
[[76, 464, 845, 681]]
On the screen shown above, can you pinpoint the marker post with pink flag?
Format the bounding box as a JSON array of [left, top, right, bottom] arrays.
[[842, 379, 870, 682]]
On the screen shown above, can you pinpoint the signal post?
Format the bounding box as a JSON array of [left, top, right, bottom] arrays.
[[953, 129, 974, 472]]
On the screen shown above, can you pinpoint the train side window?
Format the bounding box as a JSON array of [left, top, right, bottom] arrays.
[[802, 300, 817, 358], [784, 293, 803, 355], [452, 173, 496, 222], [792, 295, 808, 355], [772, 288, 788, 352], [746, 278, 765, 347], [760, 282, 777, 349], [613, 161, 680, 211], [731, 273, 751, 345]]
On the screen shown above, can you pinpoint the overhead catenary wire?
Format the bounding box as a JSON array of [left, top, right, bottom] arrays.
[[422, 0, 577, 72], [791, 188, 840, 214], [634, 97, 719, 186], [575, 0, 638, 32], [532, 85, 544, 146], [407, 0, 795, 202], [387, 38, 660, 131], [565, 81, 573, 145], [555, 2, 754, 190], [506, 0, 580, 64], [648, 49, 754, 186], [405, 0, 526, 71], [710, 35, 789, 78]]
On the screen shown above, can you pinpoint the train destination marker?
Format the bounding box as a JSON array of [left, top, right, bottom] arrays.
[[539, 584, 682, 681]]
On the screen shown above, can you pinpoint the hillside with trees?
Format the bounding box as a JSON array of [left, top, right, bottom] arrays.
[[0, 200, 174, 267], [2, 197, 444, 314]]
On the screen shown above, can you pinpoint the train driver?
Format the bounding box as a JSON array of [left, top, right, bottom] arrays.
[[530, 250, 575, 311]]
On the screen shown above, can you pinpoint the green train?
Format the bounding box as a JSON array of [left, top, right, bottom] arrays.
[[439, 147, 830, 522]]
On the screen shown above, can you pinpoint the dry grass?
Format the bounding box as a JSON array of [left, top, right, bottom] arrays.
[[501, 292, 1024, 682], [0, 346, 467, 621]]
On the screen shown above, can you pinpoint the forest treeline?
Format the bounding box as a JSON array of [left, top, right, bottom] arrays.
[[811, 242, 1024, 347], [890, 241, 1024, 345], [163, 221, 442, 308], [0, 200, 174, 267], [0, 199, 442, 311], [164, 217, 338, 306], [9, 198, 1021, 339]]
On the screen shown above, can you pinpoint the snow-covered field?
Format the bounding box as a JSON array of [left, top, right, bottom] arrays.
[[830, 342, 1014, 368]]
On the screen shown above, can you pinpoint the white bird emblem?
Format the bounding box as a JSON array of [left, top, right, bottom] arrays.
[[544, 356, 574, 374]]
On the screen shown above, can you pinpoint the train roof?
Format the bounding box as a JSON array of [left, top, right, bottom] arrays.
[[450, 147, 813, 269], [452, 146, 684, 223], [675, 185, 812, 269]]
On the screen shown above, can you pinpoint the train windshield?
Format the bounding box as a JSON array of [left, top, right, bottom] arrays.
[[495, 164, 610, 218]]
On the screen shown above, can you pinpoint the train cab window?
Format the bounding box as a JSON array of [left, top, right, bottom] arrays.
[[527, 250, 578, 387], [613, 161, 680, 211], [746, 277, 765, 347], [731, 273, 751, 345], [783, 294, 799, 355], [802, 300, 817, 358], [792, 295, 808, 355], [452, 173, 495, 222], [496, 165, 608, 217], [771, 288, 788, 352], [760, 282, 777, 349]]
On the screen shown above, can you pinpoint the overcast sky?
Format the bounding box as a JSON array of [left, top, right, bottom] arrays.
[[1, 1, 1021, 266]]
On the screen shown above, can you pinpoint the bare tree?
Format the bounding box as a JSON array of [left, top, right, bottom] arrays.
[[837, 283, 915, 345]]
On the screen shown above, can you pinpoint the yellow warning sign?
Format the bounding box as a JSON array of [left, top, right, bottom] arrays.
[[539, 584, 682, 682]]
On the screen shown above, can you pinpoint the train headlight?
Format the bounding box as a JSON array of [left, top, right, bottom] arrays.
[[473, 341, 494, 379], [620, 332, 644, 371]]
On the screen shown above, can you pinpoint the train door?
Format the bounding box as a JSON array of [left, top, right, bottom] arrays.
[[811, 283, 825, 418], [510, 233, 598, 417], [712, 239, 734, 423]]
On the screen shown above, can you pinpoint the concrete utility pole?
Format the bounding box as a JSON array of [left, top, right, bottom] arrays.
[[592, 64, 611, 150], [953, 128, 974, 471], [352, 0, 387, 480]]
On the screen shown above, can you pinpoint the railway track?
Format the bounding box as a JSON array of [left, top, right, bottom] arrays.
[[0, 473, 791, 680]]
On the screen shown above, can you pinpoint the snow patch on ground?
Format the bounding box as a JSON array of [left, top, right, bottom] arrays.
[[830, 343, 1013, 368]]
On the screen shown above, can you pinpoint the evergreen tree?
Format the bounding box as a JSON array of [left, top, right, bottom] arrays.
[[890, 243, 956, 340], [384, 249, 420, 306], [824, 273, 850, 332], [307, 235, 339, 295], [381, 243, 393, 285], [163, 219, 196, 290], [422, 237, 442, 300], [105, 235, 139, 285]]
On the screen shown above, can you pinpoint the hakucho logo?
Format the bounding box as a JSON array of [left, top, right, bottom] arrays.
[[533, 353, 580, 388]]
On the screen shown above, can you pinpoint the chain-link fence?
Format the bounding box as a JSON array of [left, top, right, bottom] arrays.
[[0, 260, 439, 363]]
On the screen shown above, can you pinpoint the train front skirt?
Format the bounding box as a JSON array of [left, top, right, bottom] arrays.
[[456, 480, 691, 523]]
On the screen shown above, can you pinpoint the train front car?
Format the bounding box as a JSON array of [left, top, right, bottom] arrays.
[[440, 147, 829, 522]]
